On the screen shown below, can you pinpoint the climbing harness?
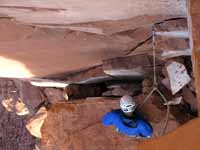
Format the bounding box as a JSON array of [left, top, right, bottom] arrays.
[[139, 25, 170, 136]]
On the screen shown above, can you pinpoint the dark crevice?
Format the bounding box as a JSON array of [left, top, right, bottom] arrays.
[[125, 35, 152, 55]]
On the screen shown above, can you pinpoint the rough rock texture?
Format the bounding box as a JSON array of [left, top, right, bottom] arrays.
[[165, 61, 191, 95], [182, 87, 198, 114], [103, 84, 142, 97], [138, 118, 200, 150], [135, 95, 180, 137], [103, 54, 163, 78], [0, 16, 189, 79], [0, 78, 193, 150], [64, 83, 107, 100], [41, 94, 183, 150], [0, 18, 149, 78], [0, 79, 38, 150], [155, 18, 188, 32], [63, 65, 106, 82], [44, 88, 65, 104], [189, 0, 200, 115], [2, 98, 30, 116], [156, 37, 189, 51], [14, 80, 44, 113], [103, 54, 150, 70], [41, 98, 140, 150], [154, 18, 190, 59], [64, 15, 182, 35], [26, 107, 47, 138], [0, 1, 186, 27], [0, 104, 39, 150], [137, 1, 200, 149]]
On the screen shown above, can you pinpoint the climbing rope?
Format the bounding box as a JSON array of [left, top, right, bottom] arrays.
[[139, 25, 170, 136]]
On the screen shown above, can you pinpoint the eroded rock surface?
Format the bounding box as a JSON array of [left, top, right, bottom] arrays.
[[41, 94, 184, 150], [0, 79, 38, 150], [41, 98, 140, 150], [14, 80, 44, 113], [26, 107, 47, 139], [44, 88, 65, 104]]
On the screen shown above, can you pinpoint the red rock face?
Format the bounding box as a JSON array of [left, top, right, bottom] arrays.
[[41, 98, 139, 150], [138, 118, 200, 150], [44, 88, 65, 104], [190, 0, 200, 115], [41, 95, 183, 150], [138, 1, 200, 149]]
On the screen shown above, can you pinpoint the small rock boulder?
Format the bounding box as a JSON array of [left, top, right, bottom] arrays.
[[26, 107, 47, 138]]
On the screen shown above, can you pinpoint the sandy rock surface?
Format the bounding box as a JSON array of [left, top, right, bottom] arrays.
[[41, 98, 140, 150]]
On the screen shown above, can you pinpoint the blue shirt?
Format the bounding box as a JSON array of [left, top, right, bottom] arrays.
[[121, 114, 138, 128], [102, 109, 153, 137]]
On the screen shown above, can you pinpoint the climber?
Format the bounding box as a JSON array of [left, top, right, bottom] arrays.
[[102, 95, 153, 138]]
